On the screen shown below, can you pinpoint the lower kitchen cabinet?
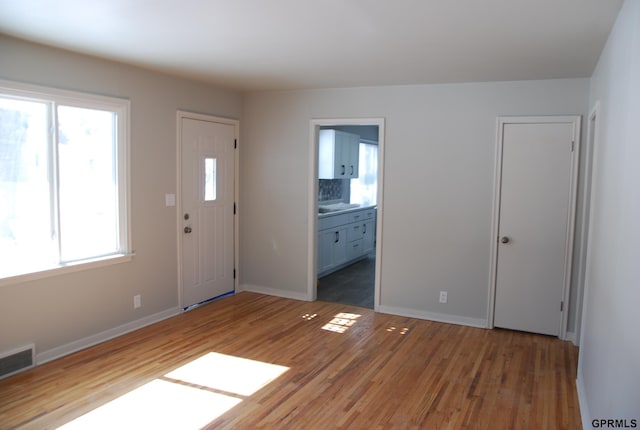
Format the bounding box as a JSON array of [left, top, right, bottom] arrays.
[[362, 219, 375, 254], [317, 226, 348, 274], [347, 238, 363, 260], [317, 207, 376, 277]]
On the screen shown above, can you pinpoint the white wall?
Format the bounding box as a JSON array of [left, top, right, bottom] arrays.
[[241, 79, 589, 325], [0, 36, 242, 362], [578, 0, 640, 426]]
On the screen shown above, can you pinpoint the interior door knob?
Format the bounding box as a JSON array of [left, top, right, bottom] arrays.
[[501, 236, 510, 244], [184, 226, 192, 234]]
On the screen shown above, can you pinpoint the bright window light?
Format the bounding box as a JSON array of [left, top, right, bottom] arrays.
[[204, 157, 217, 201], [0, 80, 130, 279], [350, 143, 377, 206], [0, 97, 54, 274], [57, 106, 118, 262]]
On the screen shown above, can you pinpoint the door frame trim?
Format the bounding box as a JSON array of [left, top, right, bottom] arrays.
[[574, 102, 600, 346], [487, 115, 581, 339], [176, 111, 240, 310], [308, 118, 385, 309]]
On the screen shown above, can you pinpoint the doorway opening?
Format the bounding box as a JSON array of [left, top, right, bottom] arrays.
[[308, 119, 385, 310]]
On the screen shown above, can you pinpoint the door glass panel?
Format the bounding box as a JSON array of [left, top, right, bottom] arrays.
[[204, 157, 216, 201]]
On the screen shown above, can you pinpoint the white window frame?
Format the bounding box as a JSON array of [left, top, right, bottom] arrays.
[[0, 79, 133, 286]]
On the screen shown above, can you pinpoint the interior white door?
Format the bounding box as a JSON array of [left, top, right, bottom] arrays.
[[181, 117, 235, 309], [494, 120, 576, 336]]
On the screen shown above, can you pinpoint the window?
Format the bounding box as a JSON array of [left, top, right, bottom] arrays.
[[0, 80, 130, 280], [350, 142, 378, 206]]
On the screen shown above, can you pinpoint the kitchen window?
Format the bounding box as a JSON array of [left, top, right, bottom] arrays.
[[0, 80, 131, 281], [350, 142, 378, 206]]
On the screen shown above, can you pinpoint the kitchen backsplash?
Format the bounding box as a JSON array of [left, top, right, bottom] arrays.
[[319, 179, 345, 202]]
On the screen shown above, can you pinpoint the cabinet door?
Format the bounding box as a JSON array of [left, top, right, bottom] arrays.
[[347, 222, 363, 242], [333, 226, 348, 266], [317, 231, 334, 274], [318, 226, 349, 274], [362, 219, 375, 254], [347, 239, 363, 260], [346, 133, 360, 178], [328, 130, 349, 179], [318, 130, 360, 179], [319, 130, 341, 179]]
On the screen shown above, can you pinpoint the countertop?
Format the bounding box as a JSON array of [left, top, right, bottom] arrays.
[[317, 204, 376, 218]]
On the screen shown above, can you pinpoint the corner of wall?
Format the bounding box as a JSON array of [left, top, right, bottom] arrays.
[[576, 369, 593, 430]]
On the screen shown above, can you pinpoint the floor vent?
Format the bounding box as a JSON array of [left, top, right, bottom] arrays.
[[0, 344, 35, 379]]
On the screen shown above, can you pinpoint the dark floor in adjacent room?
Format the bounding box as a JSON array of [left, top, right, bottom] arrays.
[[317, 255, 375, 308]]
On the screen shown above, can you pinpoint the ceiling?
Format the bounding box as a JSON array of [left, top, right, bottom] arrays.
[[0, 0, 624, 92]]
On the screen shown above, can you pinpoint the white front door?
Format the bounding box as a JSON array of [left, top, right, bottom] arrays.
[[493, 117, 579, 336], [180, 116, 235, 309]]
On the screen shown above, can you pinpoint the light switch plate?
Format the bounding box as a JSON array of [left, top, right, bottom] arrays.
[[165, 194, 176, 207]]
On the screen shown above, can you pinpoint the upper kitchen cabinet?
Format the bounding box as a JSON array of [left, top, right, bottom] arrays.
[[318, 129, 360, 179]]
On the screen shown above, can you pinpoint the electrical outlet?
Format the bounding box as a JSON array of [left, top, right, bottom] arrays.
[[133, 295, 141, 309], [439, 291, 448, 304]]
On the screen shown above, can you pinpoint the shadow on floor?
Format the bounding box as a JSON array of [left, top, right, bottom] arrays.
[[317, 255, 375, 309]]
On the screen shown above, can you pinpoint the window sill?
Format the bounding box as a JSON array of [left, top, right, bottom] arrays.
[[0, 253, 135, 287]]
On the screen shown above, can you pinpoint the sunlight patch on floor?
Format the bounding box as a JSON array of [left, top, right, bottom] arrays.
[[57, 379, 239, 430], [386, 326, 410, 335], [321, 312, 361, 333], [165, 352, 289, 397], [57, 352, 289, 430]]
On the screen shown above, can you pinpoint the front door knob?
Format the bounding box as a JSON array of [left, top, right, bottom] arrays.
[[501, 236, 510, 244]]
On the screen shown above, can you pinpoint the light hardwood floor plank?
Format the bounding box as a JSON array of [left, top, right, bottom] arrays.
[[0, 292, 581, 429]]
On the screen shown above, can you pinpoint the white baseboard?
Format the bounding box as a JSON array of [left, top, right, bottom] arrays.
[[376, 305, 488, 329], [239, 283, 310, 301], [36, 307, 181, 365], [238, 285, 488, 328], [577, 372, 592, 429]]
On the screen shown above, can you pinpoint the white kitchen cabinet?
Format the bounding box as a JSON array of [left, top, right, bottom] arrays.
[[317, 225, 348, 274], [347, 238, 363, 260], [318, 129, 360, 179], [362, 218, 376, 255], [317, 231, 331, 274], [317, 207, 376, 277], [345, 133, 359, 178], [346, 222, 363, 260]]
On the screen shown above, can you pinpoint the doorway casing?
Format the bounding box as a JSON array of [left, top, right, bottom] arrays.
[[308, 118, 385, 309], [574, 103, 599, 345]]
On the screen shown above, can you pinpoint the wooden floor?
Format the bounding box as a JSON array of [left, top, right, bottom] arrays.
[[0, 292, 581, 429]]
